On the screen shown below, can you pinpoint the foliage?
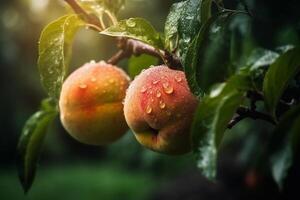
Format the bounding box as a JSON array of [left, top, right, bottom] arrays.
[[17, 0, 300, 193]]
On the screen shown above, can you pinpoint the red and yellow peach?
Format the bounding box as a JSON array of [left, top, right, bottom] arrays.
[[124, 65, 199, 155], [59, 61, 130, 145]]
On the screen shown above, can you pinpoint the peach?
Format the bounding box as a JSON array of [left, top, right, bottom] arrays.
[[124, 65, 199, 155], [59, 61, 130, 145]]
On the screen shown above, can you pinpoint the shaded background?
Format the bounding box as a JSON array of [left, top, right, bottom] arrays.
[[0, 0, 300, 199]]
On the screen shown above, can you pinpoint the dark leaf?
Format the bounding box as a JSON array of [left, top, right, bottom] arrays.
[[164, 0, 213, 56], [192, 73, 251, 179], [17, 99, 57, 193], [184, 11, 235, 94], [263, 47, 300, 117], [38, 15, 85, 100], [269, 105, 300, 189]]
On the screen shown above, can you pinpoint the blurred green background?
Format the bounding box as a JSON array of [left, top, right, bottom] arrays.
[[1, 0, 300, 200]]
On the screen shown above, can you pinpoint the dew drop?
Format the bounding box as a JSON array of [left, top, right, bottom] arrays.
[[162, 82, 174, 94], [109, 79, 115, 83], [79, 84, 87, 89], [166, 111, 172, 116], [141, 86, 147, 93], [174, 75, 182, 83], [156, 90, 161, 98], [159, 100, 166, 109], [152, 80, 159, 85], [91, 77, 97, 82], [146, 105, 152, 114], [151, 98, 154, 102]]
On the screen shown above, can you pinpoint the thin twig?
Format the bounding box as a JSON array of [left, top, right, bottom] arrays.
[[227, 107, 276, 129], [64, 0, 103, 29], [107, 38, 182, 70]]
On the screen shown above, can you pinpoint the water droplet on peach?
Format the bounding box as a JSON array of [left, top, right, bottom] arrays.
[[152, 80, 159, 85], [146, 105, 152, 114], [156, 90, 161, 98], [174, 75, 182, 83], [79, 84, 87, 89], [162, 82, 174, 94], [166, 111, 172, 116], [159, 100, 166, 109], [91, 77, 97, 82], [141, 86, 147, 93]]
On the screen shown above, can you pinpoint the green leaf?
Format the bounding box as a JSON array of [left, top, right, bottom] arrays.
[[164, 1, 185, 52], [164, 0, 213, 55], [38, 15, 85, 100], [128, 54, 158, 78], [178, 0, 210, 58], [17, 99, 57, 193], [263, 47, 300, 117], [192, 73, 251, 179], [247, 48, 279, 71], [101, 18, 163, 49], [269, 105, 300, 189], [184, 11, 235, 94]]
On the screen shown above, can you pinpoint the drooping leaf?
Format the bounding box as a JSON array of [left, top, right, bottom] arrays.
[[192, 73, 251, 180], [263, 47, 300, 117], [38, 15, 85, 100], [101, 18, 163, 49], [17, 99, 58, 193], [268, 105, 300, 189], [184, 11, 236, 94], [128, 54, 158, 78]]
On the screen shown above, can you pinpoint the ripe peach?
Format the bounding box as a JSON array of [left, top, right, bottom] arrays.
[[124, 65, 199, 155], [59, 61, 130, 145]]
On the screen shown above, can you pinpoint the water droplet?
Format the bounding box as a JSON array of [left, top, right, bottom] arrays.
[[166, 111, 172, 116], [79, 84, 87, 89], [146, 105, 152, 114], [90, 60, 96, 64], [156, 90, 161, 98], [91, 77, 97, 82], [162, 82, 174, 94], [174, 75, 182, 83], [151, 98, 154, 102], [109, 79, 115, 83], [126, 18, 136, 27], [152, 80, 159, 85], [141, 86, 147, 93], [159, 100, 166, 109]]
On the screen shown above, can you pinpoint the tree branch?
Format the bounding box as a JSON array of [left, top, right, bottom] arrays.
[[107, 38, 182, 69], [64, 0, 102, 29], [228, 107, 276, 129]]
